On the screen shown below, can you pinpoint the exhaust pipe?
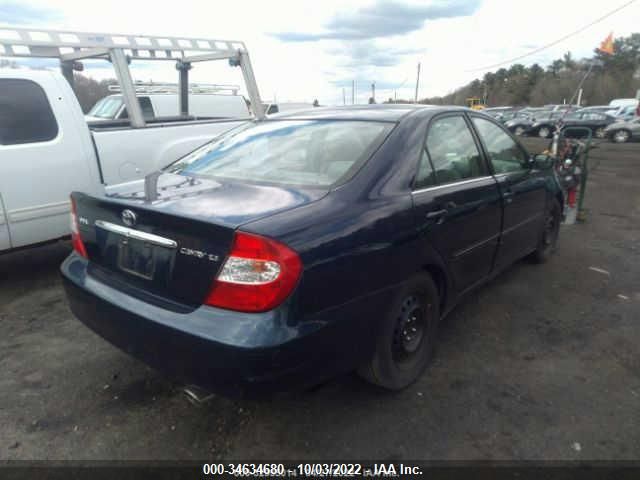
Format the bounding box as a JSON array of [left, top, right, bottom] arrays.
[[182, 384, 215, 405]]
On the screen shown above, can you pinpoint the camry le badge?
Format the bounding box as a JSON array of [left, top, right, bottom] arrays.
[[121, 209, 137, 227]]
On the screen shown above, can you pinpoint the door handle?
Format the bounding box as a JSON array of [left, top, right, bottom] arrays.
[[503, 190, 514, 204], [426, 209, 448, 220]]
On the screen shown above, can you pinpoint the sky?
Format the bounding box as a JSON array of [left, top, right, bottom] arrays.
[[1, 0, 639, 105]]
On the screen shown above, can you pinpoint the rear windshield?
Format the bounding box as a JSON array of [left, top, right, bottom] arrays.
[[167, 120, 394, 187], [88, 96, 123, 119]]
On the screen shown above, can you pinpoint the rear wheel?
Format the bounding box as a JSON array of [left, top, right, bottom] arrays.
[[594, 127, 606, 139], [538, 126, 551, 138], [530, 199, 561, 263], [358, 274, 439, 390], [514, 126, 525, 136], [611, 129, 630, 143]]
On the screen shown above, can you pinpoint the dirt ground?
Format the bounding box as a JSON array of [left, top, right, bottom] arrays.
[[1, 138, 638, 461]]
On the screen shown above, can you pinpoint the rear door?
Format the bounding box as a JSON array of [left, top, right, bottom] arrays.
[[470, 115, 547, 270], [412, 114, 502, 292]]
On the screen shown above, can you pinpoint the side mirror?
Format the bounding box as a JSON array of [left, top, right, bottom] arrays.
[[532, 154, 554, 170]]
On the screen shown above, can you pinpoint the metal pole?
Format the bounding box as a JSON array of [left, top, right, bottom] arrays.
[[176, 60, 192, 116], [371, 82, 375, 103], [351, 80, 354, 105], [236, 50, 264, 119], [109, 48, 145, 128], [342, 88, 345, 106], [414, 62, 421, 103], [576, 88, 583, 107], [60, 61, 75, 88]]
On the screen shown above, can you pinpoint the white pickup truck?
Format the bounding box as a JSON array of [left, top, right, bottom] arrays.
[[0, 69, 249, 253]]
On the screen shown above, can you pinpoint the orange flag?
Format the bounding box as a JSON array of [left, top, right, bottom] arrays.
[[598, 32, 614, 55]]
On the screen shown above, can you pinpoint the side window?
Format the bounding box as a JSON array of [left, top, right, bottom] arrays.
[[414, 147, 436, 189], [268, 105, 279, 114], [425, 115, 485, 184], [120, 97, 155, 119], [472, 117, 529, 173], [0, 79, 58, 145], [139, 97, 155, 118]]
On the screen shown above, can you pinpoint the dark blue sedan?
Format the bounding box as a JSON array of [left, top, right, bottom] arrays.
[[62, 105, 563, 396]]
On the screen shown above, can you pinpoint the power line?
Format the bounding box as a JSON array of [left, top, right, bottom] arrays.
[[466, 0, 638, 72]]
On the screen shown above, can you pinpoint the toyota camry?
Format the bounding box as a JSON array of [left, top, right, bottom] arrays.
[[62, 105, 563, 396]]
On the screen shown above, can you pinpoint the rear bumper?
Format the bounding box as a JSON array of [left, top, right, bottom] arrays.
[[61, 253, 368, 397]]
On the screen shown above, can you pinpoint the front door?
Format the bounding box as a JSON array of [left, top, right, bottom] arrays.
[[470, 115, 547, 270], [412, 114, 502, 292]]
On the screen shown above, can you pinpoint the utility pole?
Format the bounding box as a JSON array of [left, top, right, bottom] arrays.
[[576, 88, 583, 107], [351, 80, 355, 105], [414, 62, 421, 103], [371, 82, 375, 103], [342, 88, 346, 106]]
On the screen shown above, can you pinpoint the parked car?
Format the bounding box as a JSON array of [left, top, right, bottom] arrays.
[[62, 105, 563, 395], [504, 108, 551, 135], [483, 107, 520, 123], [262, 102, 316, 115], [605, 98, 639, 120], [545, 104, 578, 113], [526, 112, 564, 138], [0, 70, 250, 254], [606, 104, 638, 122], [559, 111, 617, 139], [576, 106, 612, 114], [605, 117, 640, 143], [86, 93, 250, 122]]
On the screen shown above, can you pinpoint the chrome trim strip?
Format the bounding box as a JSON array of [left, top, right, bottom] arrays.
[[411, 175, 494, 194], [94, 220, 177, 249], [8, 200, 69, 223]]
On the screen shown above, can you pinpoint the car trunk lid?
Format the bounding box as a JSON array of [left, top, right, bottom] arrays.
[[73, 172, 325, 308]]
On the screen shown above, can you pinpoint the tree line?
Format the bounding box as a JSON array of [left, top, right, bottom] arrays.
[[392, 33, 640, 107]]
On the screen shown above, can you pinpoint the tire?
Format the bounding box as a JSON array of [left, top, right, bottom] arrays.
[[538, 126, 551, 138], [514, 126, 525, 136], [594, 127, 606, 139], [530, 199, 561, 263], [358, 273, 439, 390], [611, 129, 630, 143]]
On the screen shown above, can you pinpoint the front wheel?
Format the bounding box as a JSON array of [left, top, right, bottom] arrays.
[[530, 199, 561, 263], [358, 274, 439, 390]]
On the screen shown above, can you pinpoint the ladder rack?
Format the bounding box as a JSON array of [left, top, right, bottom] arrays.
[[107, 83, 241, 95], [0, 26, 264, 124]]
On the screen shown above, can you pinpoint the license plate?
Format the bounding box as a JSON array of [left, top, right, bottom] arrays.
[[117, 238, 155, 280]]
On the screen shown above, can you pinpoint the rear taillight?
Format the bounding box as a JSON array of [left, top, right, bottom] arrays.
[[70, 197, 88, 258], [205, 231, 302, 313]]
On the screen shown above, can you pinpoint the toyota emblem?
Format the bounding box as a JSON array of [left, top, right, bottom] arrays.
[[121, 209, 137, 227]]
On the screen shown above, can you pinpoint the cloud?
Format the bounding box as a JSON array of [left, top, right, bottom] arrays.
[[0, 2, 61, 24], [328, 42, 424, 67], [271, 0, 482, 42]]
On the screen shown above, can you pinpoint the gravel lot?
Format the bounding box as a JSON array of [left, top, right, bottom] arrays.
[[1, 138, 638, 461]]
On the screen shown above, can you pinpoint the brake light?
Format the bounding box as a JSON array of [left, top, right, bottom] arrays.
[[205, 232, 302, 313], [70, 197, 88, 258]]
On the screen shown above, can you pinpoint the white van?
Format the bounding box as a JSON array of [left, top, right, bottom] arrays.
[[606, 98, 639, 120], [86, 93, 250, 122]]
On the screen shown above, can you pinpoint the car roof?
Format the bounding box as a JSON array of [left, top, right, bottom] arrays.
[[269, 104, 469, 122]]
